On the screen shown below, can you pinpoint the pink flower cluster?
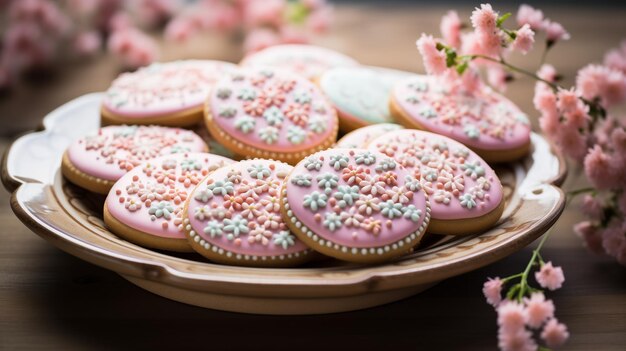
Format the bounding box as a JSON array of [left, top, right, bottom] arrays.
[[533, 41, 626, 266], [164, 0, 333, 53], [483, 261, 568, 350], [517, 4, 570, 44], [0, 0, 333, 89]]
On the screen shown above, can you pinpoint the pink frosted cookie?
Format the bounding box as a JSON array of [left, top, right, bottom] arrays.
[[319, 66, 414, 131], [390, 75, 531, 162], [204, 67, 339, 165], [240, 44, 359, 81], [335, 123, 404, 149], [183, 159, 312, 267], [280, 149, 431, 263], [104, 152, 234, 252], [368, 129, 504, 235], [62, 125, 208, 194], [102, 60, 237, 127]]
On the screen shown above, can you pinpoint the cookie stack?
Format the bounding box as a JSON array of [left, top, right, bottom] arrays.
[[61, 44, 531, 267]]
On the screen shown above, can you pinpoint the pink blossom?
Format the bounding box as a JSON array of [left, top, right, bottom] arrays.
[[601, 223, 626, 260], [554, 124, 587, 161], [523, 292, 555, 328], [107, 28, 158, 69], [581, 195, 604, 221], [604, 47, 626, 74], [460, 68, 482, 93], [440, 10, 462, 48], [602, 69, 626, 106], [535, 261, 565, 291], [517, 4, 544, 30], [577, 64, 626, 107], [244, 0, 285, 28], [541, 318, 569, 348], [478, 29, 504, 58], [135, 0, 176, 27], [512, 24, 534, 55], [109, 12, 133, 31], [164, 17, 197, 42], [497, 300, 528, 332], [73, 31, 102, 57], [537, 64, 558, 83], [487, 65, 509, 92], [307, 6, 333, 34], [302, 0, 326, 10], [618, 184, 626, 214], [535, 85, 559, 136], [543, 20, 570, 43], [498, 328, 537, 351], [584, 145, 620, 190], [556, 88, 579, 114], [243, 28, 280, 53], [416, 33, 447, 75], [483, 277, 503, 306], [471, 4, 498, 35], [280, 26, 309, 44], [574, 221, 604, 255]]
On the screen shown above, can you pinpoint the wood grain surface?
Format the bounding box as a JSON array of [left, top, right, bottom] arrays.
[[1, 4, 625, 350]]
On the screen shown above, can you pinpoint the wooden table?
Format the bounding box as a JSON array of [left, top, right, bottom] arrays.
[[1, 4, 625, 350]]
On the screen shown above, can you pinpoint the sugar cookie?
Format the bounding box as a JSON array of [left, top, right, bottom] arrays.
[[390, 75, 531, 162], [104, 152, 234, 252], [240, 44, 358, 81], [101, 60, 237, 127], [280, 148, 430, 263], [183, 159, 312, 267], [368, 129, 504, 235], [319, 66, 413, 131], [204, 67, 338, 165], [62, 125, 207, 194], [335, 123, 404, 149]]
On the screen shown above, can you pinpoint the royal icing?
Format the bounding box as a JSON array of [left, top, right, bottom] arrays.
[[106, 152, 233, 239], [284, 149, 430, 251], [392, 75, 531, 150], [208, 67, 338, 152], [103, 60, 237, 117], [320, 66, 414, 125], [368, 129, 503, 220], [335, 123, 404, 149], [67, 125, 207, 181], [185, 159, 309, 259], [240, 44, 359, 80]]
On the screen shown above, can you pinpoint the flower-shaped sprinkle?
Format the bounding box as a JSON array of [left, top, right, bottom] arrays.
[[247, 164, 272, 179], [433, 189, 452, 204], [402, 204, 423, 222], [316, 172, 339, 193], [303, 191, 328, 211], [237, 87, 256, 101], [291, 174, 313, 187], [263, 106, 284, 126], [304, 156, 323, 171], [461, 160, 486, 179], [234, 116, 256, 133], [287, 126, 307, 145], [355, 151, 376, 165], [223, 215, 249, 240], [194, 205, 211, 221], [273, 231, 296, 249], [148, 201, 174, 220], [203, 220, 224, 238], [404, 175, 421, 191], [340, 208, 364, 227], [259, 126, 280, 144], [355, 194, 381, 215], [333, 185, 360, 208], [308, 115, 327, 134], [208, 180, 235, 196], [459, 193, 477, 209], [323, 212, 342, 231], [329, 154, 349, 170], [381, 200, 403, 219]]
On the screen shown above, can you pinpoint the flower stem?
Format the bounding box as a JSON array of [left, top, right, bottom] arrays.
[[467, 54, 559, 90], [517, 228, 552, 300]]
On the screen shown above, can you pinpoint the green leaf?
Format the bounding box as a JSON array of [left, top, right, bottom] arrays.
[[456, 61, 469, 75], [445, 48, 457, 68], [497, 12, 512, 27]]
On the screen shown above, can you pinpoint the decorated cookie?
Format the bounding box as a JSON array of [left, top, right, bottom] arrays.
[[390, 75, 531, 162], [319, 66, 414, 131], [62, 125, 208, 194], [101, 60, 237, 127], [335, 123, 404, 149], [368, 129, 504, 235], [280, 149, 431, 263], [204, 67, 339, 165], [104, 152, 234, 252], [183, 159, 312, 267], [240, 44, 358, 81]]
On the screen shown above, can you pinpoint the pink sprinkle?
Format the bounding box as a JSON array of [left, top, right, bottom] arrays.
[[162, 222, 168, 229], [119, 197, 125, 203]]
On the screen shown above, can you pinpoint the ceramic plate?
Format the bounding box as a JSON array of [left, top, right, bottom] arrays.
[[2, 93, 566, 315]]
